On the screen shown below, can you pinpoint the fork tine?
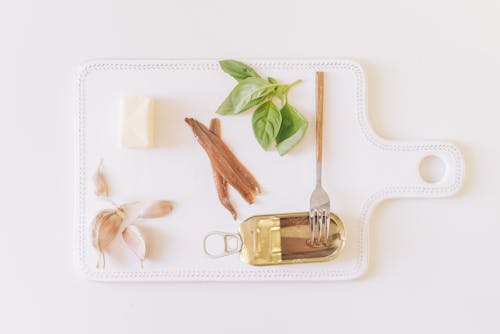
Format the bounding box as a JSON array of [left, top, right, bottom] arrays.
[[322, 209, 329, 245], [324, 212, 330, 246], [313, 209, 319, 245], [317, 210, 323, 246], [316, 210, 322, 246], [315, 210, 323, 246], [318, 209, 323, 246], [309, 210, 315, 245]]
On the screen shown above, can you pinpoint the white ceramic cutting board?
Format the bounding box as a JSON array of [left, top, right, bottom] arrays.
[[74, 59, 464, 281]]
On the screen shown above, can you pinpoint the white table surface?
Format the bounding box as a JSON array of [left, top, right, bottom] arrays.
[[1, 0, 498, 333]]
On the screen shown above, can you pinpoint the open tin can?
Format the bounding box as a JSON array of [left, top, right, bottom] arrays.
[[204, 212, 345, 266]]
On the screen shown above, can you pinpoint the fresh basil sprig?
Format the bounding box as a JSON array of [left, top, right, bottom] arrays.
[[216, 60, 308, 155]]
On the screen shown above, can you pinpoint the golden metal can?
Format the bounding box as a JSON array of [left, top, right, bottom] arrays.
[[204, 212, 345, 266]]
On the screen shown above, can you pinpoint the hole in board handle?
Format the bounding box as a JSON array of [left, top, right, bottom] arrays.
[[419, 155, 447, 184]]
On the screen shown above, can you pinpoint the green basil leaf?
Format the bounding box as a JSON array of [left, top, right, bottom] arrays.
[[241, 95, 267, 112], [252, 101, 282, 149], [219, 60, 261, 81], [215, 94, 235, 115], [216, 78, 272, 115], [230, 77, 275, 114], [276, 103, 308, 155]]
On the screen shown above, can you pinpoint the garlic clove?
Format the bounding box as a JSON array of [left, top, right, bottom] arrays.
[[93, 159, 109, 197], [138, 200, 173, 219], [91, 207, 126, 268], [122, 225, 146, 268], [91, 209, 113, 250]]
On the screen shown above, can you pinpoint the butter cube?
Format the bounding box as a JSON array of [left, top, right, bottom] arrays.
[[119, 96, 155, 148]]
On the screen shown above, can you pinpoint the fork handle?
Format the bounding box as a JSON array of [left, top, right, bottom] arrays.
[[315, 72, 325, 178]]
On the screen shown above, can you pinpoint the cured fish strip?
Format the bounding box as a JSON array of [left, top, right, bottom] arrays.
[[186, 118, 261, 193], [209, 118, 238, 220], [185, 118, 259, 204]]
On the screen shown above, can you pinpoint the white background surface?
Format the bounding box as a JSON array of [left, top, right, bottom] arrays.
[[1, 0, 498, 333]]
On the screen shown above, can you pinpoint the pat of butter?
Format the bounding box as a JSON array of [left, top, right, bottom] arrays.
[[119, 96, 155, 148]]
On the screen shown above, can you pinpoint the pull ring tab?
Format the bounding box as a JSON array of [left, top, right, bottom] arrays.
[[203, 231, 242, 258]]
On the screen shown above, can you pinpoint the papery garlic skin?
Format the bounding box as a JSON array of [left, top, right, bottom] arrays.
[[138, 200, 173, 219], [122, 225, 146, 267], [93, 160, 109, 197], [91, 207, 126, 268]]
